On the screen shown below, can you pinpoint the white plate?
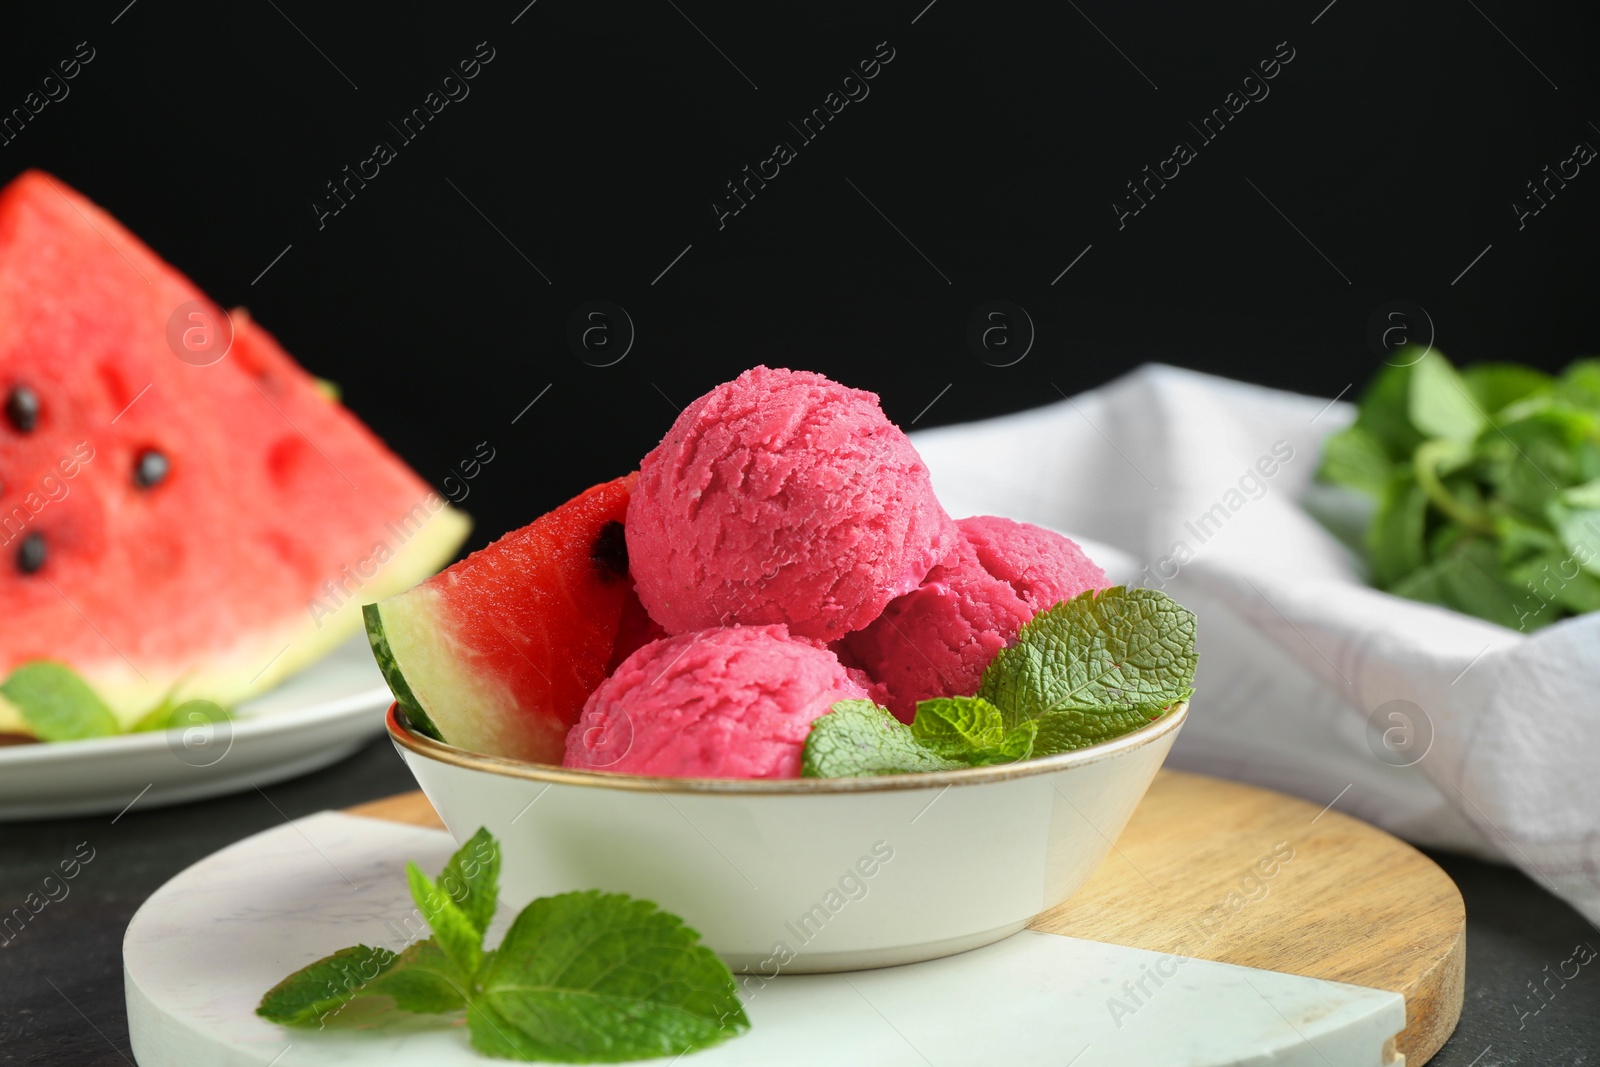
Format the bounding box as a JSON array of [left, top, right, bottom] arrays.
[[0, 634, 390, 821]]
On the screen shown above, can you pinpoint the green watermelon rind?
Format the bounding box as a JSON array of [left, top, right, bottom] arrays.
[[364, 588, 573, 763], [363, 603, 443, 741]]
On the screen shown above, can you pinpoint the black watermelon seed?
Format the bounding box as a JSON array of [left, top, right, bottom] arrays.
[[5, 386, 39, 433], [17, 532, 46, 574], [134, 449, 169, 489], [591, 521, 629, 581]]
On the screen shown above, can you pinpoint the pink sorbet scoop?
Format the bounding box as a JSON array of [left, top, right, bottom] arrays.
[[563, 624, 870, 778], [841, 516, 1110, 721], [625, 366, 956, 641]]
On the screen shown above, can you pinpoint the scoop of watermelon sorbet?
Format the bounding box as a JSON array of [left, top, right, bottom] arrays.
[[563, 624, 869, 778], [841, 517, 1110, 722], [626, 367, 957, 642]]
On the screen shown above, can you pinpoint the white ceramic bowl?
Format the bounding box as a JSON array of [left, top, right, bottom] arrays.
[[388, 701, 1185, 973]]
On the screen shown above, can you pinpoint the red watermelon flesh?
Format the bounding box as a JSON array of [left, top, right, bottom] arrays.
[[608, 581, 669, 673], [0, 171, 469, 736], [365, 475, 654, 764]]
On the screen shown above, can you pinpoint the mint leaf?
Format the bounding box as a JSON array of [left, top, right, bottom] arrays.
[[256, 944, 398, 1026], [1317, 423, 1394, 500], [436, 827, 500, 939], [977, 588, 1196, 726], [1412, 438, 1493, 534], [1434, 538, 1529, 630], [803, 698, 1040, 777], [1410, 351, 1486, 443], [908, 700, 1004, 751], [1031, 706, 1169, 757], [1320, 352, 1600, 630], [1509, 548, 1600, 620], [363, 939, 470, 1014], [1462, 363, 1553, 415], [1550, 478, 1600, 579], [1367, 472, 1429, 587], [406, 862, 483, 978], [1557, 359, 1600, 408], [985, 720, 1040, 761], [255, 939, 468, 1025], [1, 662, 119, 741], [130, 698, 230, 734], [260, 831, 752, 1061], [1352, 357, 1425, 460], [805, 590, 1196, 776], [472, 890, 748, 1063], [357, 831, 494, 1015], [802, 700, 967, 777], [910, 696, 1008, 750], [910, 697, 1037, 764], [1483, 410, 1588, 515]]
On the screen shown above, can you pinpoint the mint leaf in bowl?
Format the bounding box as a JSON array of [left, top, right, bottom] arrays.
[[910, 696, 1038, 764], [803, 587, 1196, 777], [802, 699, 968, 777], [978, 587, 1197, 726]]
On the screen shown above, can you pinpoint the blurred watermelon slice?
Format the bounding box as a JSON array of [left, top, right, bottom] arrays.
[[365, 474, 663, 764], [0, 171, 469, 736]]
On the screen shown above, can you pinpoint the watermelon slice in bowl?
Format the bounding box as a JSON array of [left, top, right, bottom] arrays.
[[365, 474, 665, 765], [0, 171, 470, 740]]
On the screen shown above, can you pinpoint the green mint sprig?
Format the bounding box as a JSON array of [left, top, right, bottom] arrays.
[[0, 660, 232, 742], [1316, 349, 1600, 631], [911, 697, 1038, 763], [0, 662, 119, 741], [802, 587, 1196, 777], [256, 828, 750, 1062], [799, 700, 969, 777]]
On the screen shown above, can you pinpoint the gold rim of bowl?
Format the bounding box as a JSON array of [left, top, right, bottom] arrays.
[[386, 699, 1188, 795]]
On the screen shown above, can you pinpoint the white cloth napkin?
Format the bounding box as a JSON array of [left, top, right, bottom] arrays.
[[912, 364, 1600, 924]]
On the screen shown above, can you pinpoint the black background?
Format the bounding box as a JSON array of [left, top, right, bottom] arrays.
[[5, 2, 1600, 1064], [4, 0, 1598, 551]]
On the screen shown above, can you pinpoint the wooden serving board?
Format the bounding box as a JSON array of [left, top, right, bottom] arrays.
[[350, 770, 1465, 1065]]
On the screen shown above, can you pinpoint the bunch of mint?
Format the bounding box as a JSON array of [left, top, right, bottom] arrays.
[[803, 587, 1197, 777], [1317, 348, 1600, 631], [257, 828, 749, 1062]]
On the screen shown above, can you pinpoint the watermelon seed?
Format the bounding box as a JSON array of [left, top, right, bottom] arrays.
[[591, 521, 629, 581], [16, 532, 45, 574], [134, 449, 169, 488], [5, 386, 39, 433]]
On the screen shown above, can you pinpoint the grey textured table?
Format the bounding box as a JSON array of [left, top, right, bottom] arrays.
[[1, 736, 1595, 1065]]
